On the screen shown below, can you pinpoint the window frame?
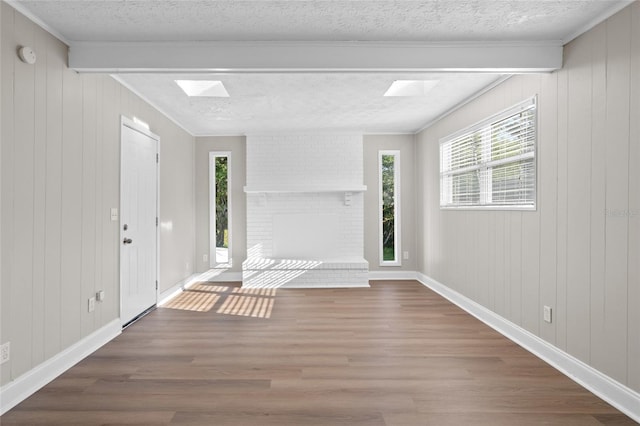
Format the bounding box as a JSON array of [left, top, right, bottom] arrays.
[[378, 150, 401, 267], [439, 96, 537, 211], [209, 151, 232, 267]]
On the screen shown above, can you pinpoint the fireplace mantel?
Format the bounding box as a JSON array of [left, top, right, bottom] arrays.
[[244, 185, 367, 194]]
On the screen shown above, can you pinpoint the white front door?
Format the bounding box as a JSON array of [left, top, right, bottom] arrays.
[[120, 117, 158, 326]]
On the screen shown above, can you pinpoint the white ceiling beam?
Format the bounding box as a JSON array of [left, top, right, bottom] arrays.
[[69, 41, 562, 73]]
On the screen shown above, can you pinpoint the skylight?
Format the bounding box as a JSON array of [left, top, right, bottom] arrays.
[[175, 80, 229, 97], [383, 80, 439, 97]]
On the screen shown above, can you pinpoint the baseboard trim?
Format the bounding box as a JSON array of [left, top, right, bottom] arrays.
[[416, 272, 640, 423], [158, 273, 199, 305], [368, 270, 418, 280], [0, 318, 121, 416]]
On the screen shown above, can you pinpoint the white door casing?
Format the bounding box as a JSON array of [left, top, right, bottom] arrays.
[[120, 117, 159, 326]]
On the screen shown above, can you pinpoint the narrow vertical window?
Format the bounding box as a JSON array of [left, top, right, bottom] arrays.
[[379, 150, 401, 266], [209, 152, 232, 267]]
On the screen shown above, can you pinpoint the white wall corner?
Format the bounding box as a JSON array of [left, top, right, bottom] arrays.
[[416, 273, 640, 424], [0, 319, 121, 416], [158, 272, 207, 305]]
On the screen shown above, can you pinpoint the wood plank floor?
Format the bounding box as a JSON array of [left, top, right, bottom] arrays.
[[2, 281, 636, 425]]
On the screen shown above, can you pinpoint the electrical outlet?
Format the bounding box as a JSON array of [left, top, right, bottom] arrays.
[[403, 251, 409, 260], [543, 305, 552, 323], [203, 254, 208, 262], [88, 297, 96, 313], [0, 342, 10, 365], [96, 290, 105, 302]]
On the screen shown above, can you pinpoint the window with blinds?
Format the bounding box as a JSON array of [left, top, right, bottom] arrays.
[[440, 96, 537, 209]]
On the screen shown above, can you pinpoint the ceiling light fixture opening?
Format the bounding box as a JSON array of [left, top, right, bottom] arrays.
[[175, 80, 229, 97], [384, 80, 439, 97]]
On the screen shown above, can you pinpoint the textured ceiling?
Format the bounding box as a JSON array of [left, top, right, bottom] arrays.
[[15, 0, 628, 43], [116, 72, 502, 135], [14, 0, 630, 135]]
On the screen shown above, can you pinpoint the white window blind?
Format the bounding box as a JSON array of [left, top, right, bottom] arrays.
[[440, 96, 537, 209]]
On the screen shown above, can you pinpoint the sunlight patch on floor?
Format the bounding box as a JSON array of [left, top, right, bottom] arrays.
[[217, 294, 275, 318], [161, 283, 276, 317], [162, 283, 227, 312]]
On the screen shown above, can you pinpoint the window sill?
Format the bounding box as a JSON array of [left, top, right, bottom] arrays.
[[440, 205, 537, 211]]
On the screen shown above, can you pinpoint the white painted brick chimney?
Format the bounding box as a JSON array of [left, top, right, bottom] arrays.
[[243, 134, 369, 288]]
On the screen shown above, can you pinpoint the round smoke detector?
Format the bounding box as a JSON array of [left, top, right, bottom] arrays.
[[18, 46, 36, 65]]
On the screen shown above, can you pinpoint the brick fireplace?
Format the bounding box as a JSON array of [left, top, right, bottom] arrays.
[[242, 134, 369, 288]]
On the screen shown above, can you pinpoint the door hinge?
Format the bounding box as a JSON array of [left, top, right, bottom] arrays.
[[156, 153, 159, 163], [155, 280, 158, 290], [156, 217, 158, 226]]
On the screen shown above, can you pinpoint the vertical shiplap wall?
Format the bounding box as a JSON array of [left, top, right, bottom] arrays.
[[0, 0, 4, 385], [0, 3, 196, 387], [628, 1, 640, 392], [416, 2, 640, 391]]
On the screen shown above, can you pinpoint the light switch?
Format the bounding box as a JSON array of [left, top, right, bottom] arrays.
[[110, 208, 118, 221]]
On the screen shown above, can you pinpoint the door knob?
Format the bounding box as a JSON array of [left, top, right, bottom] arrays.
[[123, 238, 133, 245]]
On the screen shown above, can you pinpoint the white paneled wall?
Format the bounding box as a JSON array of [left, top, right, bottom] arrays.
[[417, 2, 640, 392], [0, 3, 196, 387]]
